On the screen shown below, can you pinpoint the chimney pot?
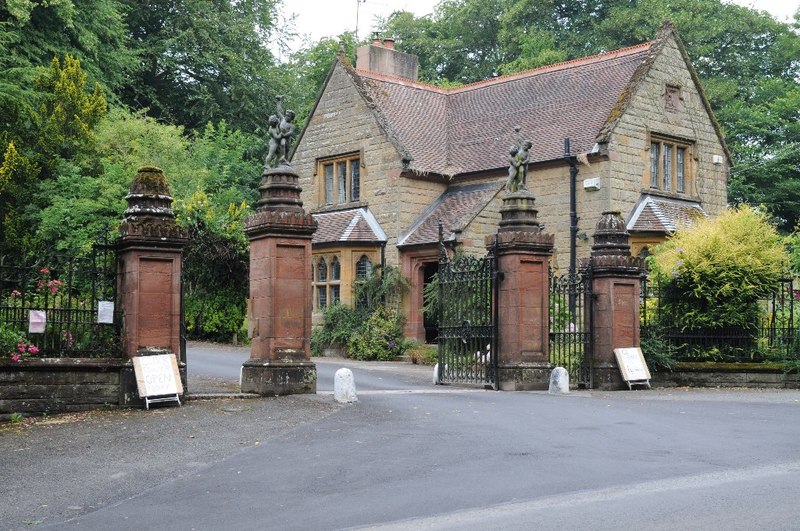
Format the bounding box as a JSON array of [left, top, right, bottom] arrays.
[[383, 37, 395, 49]]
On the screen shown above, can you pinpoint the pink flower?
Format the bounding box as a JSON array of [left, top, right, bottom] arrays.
[[40, 268, 49, 274], [11, 354, 21, 362], [10, 290, 21, 298], [17, 344, 26, 353], [27, 345, 39, 355]]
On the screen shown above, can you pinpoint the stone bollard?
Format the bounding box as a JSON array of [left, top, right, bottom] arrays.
[[548, 367, 569, 394], [334, 368, 358, 403]]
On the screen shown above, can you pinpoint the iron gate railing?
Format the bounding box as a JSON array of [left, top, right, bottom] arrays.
[[0, 235, 121, 358], [437, 232, 499, 389], [641, 275, 798, 362], [549, 268, 593, 388]]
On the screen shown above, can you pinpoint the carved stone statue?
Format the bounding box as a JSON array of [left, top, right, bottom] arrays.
[[506, 126, 532, 193], [263, 114, 281, 168], [276, 96, 296, 165], [264, 95, 297, 168]]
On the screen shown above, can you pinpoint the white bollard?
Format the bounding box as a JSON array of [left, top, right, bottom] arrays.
[[433, 363, 440, 385], [548, 367, 570, 394], [334, 368, 358, 403]]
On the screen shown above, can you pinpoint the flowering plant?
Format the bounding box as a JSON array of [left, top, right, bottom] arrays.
[[0, 325, 39, 362]]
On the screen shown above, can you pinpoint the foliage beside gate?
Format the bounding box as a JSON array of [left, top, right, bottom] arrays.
[[549, 268, 593, 387], [437, 240, 498, 388], [640, 206, 797, 365], [642, 276, 798, 363], [0, 238, 120, 358]]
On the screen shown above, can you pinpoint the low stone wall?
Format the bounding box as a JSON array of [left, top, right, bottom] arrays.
[[651, 362, 800, 389], [0, 358, 128, 416]]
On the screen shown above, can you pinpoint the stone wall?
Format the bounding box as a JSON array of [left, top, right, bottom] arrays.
[[652, 364, 800, 389], [295, 65, 447, 268], [0, 359, 127, 416], [528, 161, 609, 271], [605, 34, 728, 219]]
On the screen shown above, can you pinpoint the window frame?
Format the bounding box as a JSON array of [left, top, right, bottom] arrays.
[[646, 135, 693, 196], [312, 254, 342, 312], [317, 153, 361, 207]]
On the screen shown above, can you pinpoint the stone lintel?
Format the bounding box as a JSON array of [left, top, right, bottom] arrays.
[[240, 360, 317, 396], [497, 362, 552, 391], [244, 211, 317, 240]]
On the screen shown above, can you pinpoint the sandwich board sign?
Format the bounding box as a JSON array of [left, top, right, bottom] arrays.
[[613, 347, 652, 389], [132, 353, 183, 409]]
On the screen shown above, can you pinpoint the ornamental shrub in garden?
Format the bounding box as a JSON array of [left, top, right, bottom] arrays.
[[648, 206, 788, 332]]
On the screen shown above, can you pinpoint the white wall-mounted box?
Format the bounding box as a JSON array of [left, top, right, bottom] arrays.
[[583, 177, 601, 191]]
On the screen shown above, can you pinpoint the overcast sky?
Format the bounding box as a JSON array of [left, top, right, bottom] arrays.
[[277, 0, 799, 54]]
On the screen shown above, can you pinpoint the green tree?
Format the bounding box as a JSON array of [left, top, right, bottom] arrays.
[[120, 0, 289, 133], [0, 0, 134, 117], [285, 33, 359, 126], [0, 55, 107, 256]]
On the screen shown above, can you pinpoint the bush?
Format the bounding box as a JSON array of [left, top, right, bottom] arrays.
[[311, 265, 410, 359], [310, 303, 360, 357], [347, 307, 407, 361], [407, 342, 438, 365], [648, 206, 788, 332]]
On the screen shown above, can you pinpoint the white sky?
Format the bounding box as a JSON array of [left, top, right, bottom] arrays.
[[278, 0, 799, 53]]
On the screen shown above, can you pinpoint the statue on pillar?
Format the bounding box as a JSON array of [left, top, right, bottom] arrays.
[[506, 126, 532, 193], [264, 95, 297, 168]]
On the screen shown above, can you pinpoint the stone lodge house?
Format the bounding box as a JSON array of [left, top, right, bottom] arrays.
[[292, 21, 730, 343]]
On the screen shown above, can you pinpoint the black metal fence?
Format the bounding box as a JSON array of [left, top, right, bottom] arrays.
[[549, 268, 593, 387], [437, 239, 499, 389], [0, 238, 121, 358], [641, 276, 799, 363]]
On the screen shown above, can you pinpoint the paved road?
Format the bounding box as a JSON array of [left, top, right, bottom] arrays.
[[3, 345, 800, 530], [187, 342, 435, 393]]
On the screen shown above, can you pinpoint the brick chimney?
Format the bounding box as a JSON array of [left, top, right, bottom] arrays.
[[356, 35, 418, 81]]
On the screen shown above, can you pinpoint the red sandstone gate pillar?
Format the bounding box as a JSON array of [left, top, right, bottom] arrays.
[[488, 190, 555, 390], [117, 167, 188, 403], [240, 164, 317, 395], [587, 211, 644, 390]]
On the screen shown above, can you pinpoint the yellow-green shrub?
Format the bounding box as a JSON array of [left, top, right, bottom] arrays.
[[648, 206, 788, 330]]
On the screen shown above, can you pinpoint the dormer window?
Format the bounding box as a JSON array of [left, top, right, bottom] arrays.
[[319, 154, 360, 206]]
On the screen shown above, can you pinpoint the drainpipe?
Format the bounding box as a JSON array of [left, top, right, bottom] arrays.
[[564, 138, 579, 313]]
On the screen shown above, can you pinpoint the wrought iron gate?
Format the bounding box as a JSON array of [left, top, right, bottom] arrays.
[[549, 268, 593, 388], [436, 231, 499, 389]]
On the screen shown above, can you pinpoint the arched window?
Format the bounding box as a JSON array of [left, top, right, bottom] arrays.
[[356, 255, 373, 279], [330, 257, 341, 304], [316, 258, 328, 308], [312, 255, 342, 311], [355, 255, 373, 310]]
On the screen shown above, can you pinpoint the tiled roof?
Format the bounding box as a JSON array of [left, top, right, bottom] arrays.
[[626, 195, 707, 233], [312, 207, 387, 245], [350, 43, 652, 177], [398, 181, 503, 247]]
